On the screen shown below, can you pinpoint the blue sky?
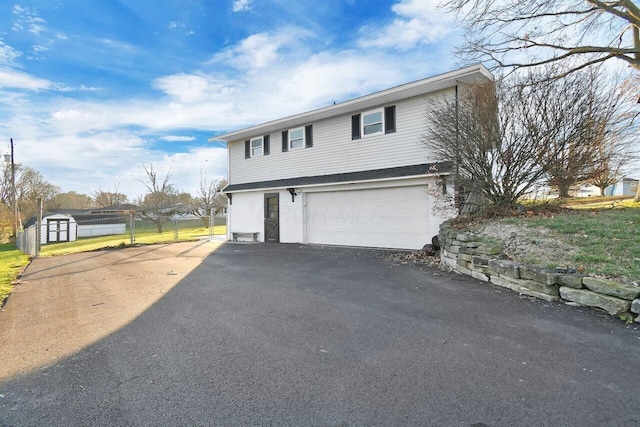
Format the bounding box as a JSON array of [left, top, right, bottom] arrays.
[[0, 0, 461, 199]]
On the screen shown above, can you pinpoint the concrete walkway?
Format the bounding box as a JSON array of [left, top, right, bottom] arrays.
[[0, 241, 222, 381]]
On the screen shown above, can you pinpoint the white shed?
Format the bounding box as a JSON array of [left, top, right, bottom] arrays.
[[37, 213, 78, 244]]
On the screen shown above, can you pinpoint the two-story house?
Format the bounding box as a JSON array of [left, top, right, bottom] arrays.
[[211, 64, 493, 250]]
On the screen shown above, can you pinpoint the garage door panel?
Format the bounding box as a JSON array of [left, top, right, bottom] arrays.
[[306, 186, 433, 249]]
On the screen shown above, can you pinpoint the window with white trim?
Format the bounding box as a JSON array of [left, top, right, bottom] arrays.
[[362, 109, 384, 136], [251, 137, 263, 156], [289, 127, 304, 149]]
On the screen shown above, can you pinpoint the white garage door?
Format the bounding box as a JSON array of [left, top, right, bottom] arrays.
[[306, 186, 436, 250]]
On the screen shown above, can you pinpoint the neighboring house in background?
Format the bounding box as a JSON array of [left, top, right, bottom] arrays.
[[605, 177, 638, 196], [211, 64, 493, 250], [573, 183, 601, 198], [572, 178, 639, 198]]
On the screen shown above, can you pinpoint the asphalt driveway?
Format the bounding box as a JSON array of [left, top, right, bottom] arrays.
[[1, 242, 639, 426]]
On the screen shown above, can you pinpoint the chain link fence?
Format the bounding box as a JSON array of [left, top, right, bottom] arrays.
[[16, 210, 227, 257], [16, 225, 38, 257]]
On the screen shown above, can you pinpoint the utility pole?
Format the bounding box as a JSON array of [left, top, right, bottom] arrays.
[[10, 138, 16, 238]]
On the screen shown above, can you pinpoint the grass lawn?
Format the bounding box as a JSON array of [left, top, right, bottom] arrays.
[[498, 206, 640, 282], [0, 244, 30, 304], [41, 225, 227, 257]]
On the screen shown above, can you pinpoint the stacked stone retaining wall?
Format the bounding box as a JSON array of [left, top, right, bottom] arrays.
[[439, 221, 640, 322]]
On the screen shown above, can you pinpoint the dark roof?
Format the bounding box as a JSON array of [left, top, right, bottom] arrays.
[[49, 209, 89, 215], [92, 204, 138, 212], [24, 213, 75, 228], [72, 214, 128, 225], [224, 161, 452, 192], [24, 216, 37, 228]]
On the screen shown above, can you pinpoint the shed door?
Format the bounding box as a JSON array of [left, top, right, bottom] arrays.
[[47, 219, 69, 243], [306, 186, 435, 250]]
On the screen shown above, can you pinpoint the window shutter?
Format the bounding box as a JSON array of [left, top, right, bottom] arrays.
[[305, 125, 313, 148], [282, 130, 289, 152], [351, 114, 361, 140], [384, 106, 396, 134], [263, 134, 270, 155], [244, 140, 250, 159]]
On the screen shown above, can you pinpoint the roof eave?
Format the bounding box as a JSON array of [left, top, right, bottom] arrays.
[[209, 64, 493, 143]]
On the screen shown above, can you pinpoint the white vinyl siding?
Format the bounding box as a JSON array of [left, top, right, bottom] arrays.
[[227, 89, 450, 185]]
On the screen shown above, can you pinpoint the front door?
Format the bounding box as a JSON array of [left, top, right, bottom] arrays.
[[264, 193, 279, 242]]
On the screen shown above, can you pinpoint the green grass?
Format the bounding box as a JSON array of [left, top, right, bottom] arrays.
[[0, 244, 30, 304], [501, 208, 640, 281], [568, 198, 640, 210], [41, 225, 227, 257], [520, 195, 634, 208], [561, 195, 632, 207]]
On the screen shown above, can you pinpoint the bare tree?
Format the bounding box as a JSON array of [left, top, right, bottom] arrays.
[[1, 163, 58, 226], [587, 109, 632, 196], [191, 171, 226, 227], [445, 0, 640, 78], [445, 0, 640, 200], [540, 68, 634, 197], [48, 191, 93, 210], [92, 184, 129, 208], [589, 157, 623, 196], [423, 76, 550, 212], [137, 164, 190, 233], [423, 66, 633, 211]]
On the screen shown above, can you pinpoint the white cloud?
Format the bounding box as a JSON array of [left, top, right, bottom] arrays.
[[28, 44, 49, 59], [54, 84, 100, 92], [98, 38, 136, 54], [358, 0, 455, 50], [29, 24, 45, 36], [0, 41, 21, 66], [210, 29, 311, 72], [0, 67, 51, 90], [153, 73, 235, 103], [12, 5, 47, 36], [274, 51, 408, 109], [160, 135, 196, 142], [11, 127, 227, 199], [211, 32, 280, 70], [232, 0, 252, 12]]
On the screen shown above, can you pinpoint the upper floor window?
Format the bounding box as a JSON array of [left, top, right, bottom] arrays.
[[281, 125, 313, 152], [362, 109, 383, 136], [244, 135, 270, 158], [352, 105, 396, 140], [289, 127, 304, 149], [251, 137, 263, 156]]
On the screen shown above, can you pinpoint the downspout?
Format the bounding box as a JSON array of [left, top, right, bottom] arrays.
[[454, 82, 461, 213], [226, 141, 231, 241]]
